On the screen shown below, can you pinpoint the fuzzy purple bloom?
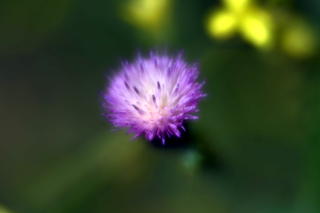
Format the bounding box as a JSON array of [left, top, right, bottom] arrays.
[[102, 52, 205, 144]]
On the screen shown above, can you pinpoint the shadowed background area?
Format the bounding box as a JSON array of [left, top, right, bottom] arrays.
[[0, 0, 320, 212]]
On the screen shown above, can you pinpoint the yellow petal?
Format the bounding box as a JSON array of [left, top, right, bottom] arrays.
[[223, 0, 252, 13], [240, 8, 273, 48], [207, 10, 238, 39]]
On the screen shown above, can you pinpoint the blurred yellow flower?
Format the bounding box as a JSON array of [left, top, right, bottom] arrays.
[[281, 19, 317, 58], [123, 0, 171, 32], [207, 0, 273, 49]]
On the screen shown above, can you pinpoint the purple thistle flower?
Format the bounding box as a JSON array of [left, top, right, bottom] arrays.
[[102, 52, 205, 144]]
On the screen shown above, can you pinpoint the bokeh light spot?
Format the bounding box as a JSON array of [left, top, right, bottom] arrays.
[[282, 20, 317, 58], [124, 0, 170, 31]]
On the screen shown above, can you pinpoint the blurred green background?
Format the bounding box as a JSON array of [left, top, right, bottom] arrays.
[[1, 0, 320, 212]]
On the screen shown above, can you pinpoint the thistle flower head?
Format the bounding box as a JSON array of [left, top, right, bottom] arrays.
[[103, 52, 205, 144]]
